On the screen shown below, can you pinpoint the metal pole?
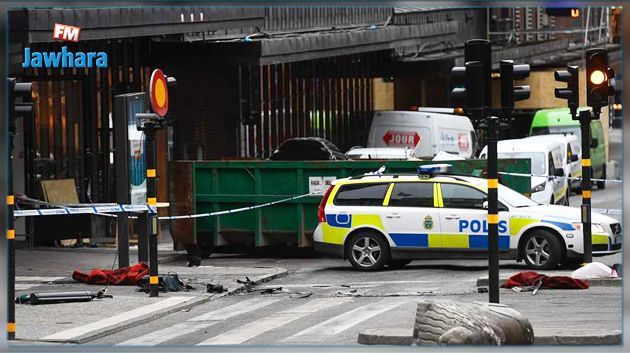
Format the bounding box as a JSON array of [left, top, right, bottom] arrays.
[[487, 116, 500, 304], [579, 110, 593, 263], [117, 213, 130, 268], [7, 108, 16, 340], [136, 212, 149, 263], [145, 129, 159, 297]]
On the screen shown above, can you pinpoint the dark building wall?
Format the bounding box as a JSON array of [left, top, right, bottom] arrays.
[[156, 61, 238, 160]]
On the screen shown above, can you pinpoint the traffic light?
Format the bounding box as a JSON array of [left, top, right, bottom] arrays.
[[554, 65, 579, 118], [7, 78, 33, 119], [585, 48, 615, 113], [464, 39, 492, 108], [500, 60, 531, 112], [450, 61, 485, 120]]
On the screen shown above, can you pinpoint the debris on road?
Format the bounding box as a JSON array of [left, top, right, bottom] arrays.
[[572, 262, 618, 279], [28, 289, 113, 305], [137, 273, 194, 293], [502, 271, 589, 291], [206, 283, 226, 293]]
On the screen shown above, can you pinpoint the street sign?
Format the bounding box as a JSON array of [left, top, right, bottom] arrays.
[[149, 69, 169, 117], [382, 130, 421, 147]]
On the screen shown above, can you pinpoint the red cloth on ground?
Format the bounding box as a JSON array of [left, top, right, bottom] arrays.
[[502, 271, 589, 289], [72, 263, 149, 285]]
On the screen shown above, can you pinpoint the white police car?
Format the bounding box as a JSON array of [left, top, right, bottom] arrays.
[[314, 165, 621, 271]]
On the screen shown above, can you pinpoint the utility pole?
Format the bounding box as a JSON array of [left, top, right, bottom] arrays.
[[7, 78, 33, 340]]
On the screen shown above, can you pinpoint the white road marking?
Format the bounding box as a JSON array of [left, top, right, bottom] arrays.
[[197, 298, 352, 345], [42, 296, 193, 341], [118, 298, 281, 346], [260, 279, 476, 289], [15, 276, 66, 282], [15, 283, 40, 291], [282, 298, 409, 342]]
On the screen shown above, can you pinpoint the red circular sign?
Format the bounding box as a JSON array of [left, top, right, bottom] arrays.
[[149, 69, 169, 117]]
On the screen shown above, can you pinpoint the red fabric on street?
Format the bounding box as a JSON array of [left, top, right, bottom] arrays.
[[502, 271, 589, 289], [72, 263, 150, 285]]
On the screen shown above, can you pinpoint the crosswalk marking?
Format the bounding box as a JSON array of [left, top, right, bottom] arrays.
[[15, 276, 66, 282], [118, 298, 281, 346], [43, 296, 193, 341], [281, 298, 409, 342], [197, 298, 352, 345]]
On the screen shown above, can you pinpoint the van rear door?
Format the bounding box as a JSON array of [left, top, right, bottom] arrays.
[[369, 123, 432, 158]]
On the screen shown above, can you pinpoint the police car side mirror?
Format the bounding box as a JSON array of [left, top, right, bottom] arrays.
[[570, 154, 579, 162], [482, 200, 488, 209]]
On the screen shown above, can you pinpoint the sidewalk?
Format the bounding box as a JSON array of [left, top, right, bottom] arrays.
[[12, 247, 287, 344]]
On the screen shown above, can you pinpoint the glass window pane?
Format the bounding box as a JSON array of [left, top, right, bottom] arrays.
[[441, 183, 487, 209], [334, 183, 389, 206], [389, 182, 433, 207]]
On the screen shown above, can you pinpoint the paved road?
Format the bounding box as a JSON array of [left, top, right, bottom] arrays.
[[88, 254, 620, 346]]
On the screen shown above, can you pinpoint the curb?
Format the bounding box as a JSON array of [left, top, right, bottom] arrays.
[[476, 276, 622, 288], [357, 329, 622, 346], [24, 267, 288, 344]]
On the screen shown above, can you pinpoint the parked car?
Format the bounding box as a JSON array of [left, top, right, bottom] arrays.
[[530, 108, 606, 189], [269, 137, 348, 161], [366, 110, 476, 159], [345, 147, 418, 160], [313, 165, 621, 271], [523, 134, 581, 192], [479, 138, 569, 206]]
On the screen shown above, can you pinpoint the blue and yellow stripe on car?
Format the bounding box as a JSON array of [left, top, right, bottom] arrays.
[[389, 233, 510, 249], [321, 214, 385, 245]]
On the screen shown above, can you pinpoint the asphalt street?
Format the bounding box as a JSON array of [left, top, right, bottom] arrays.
[[88, 254, 620, 346]]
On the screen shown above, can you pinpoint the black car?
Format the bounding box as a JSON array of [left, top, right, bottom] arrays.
[[269, 137, 348, 161]]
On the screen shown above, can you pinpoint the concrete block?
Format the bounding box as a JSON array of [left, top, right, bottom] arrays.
[[357, 328, 414, 345], [413, 300, 533, 345]]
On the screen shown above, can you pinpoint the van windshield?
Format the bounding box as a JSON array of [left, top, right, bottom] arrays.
[[498, 152, 546, 175], [531, 125, 581, 137]]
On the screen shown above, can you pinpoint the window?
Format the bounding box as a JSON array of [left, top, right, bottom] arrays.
[[497, 152, 545, 175], [334, 183, 389, 206], [388, 182, 434, 208], [441, 183, 487, 209]]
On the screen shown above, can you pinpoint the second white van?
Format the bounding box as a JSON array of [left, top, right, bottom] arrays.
[[522, 134, 582, 192], [479, 139, 569, 206], [366, 110, 476, 159]]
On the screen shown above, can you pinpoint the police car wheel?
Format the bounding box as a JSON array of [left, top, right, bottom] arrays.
[[347, 231, 389, 271], [521, 230, 563, 270], [388, 259, 412, 269]]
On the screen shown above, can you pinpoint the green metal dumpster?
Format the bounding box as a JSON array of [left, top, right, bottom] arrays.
[[169, 159, 531, 253]]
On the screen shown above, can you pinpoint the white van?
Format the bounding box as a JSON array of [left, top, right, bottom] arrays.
[[522, 134, 581, 192], [366, 110, 476, 159], [479, 139, 569, 206]]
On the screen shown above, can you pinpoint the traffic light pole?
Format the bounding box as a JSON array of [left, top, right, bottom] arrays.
[[136, 113, 165, 297], [486, 116, 500, 304], [579, 110, 593, 263], [7, 109, 16, 340], [145, 128, 159, 297]]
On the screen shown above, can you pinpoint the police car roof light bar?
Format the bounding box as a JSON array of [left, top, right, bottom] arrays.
[[418, 164, 454, 176]]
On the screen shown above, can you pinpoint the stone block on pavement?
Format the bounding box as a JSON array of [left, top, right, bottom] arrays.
[[413, 300, 534, 345]]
